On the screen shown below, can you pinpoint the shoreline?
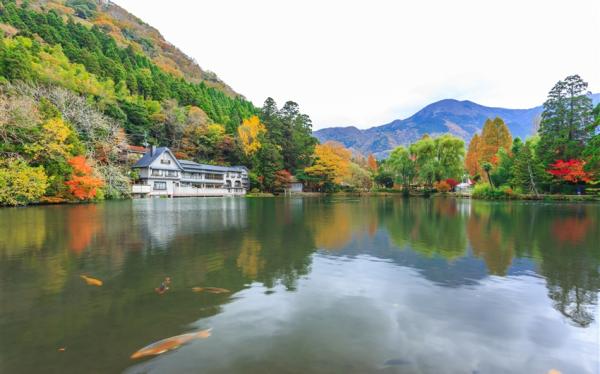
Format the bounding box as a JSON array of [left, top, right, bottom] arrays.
[[2, 191, 599, 208]]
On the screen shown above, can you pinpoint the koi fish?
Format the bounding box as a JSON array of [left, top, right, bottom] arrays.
[[130, 329, 212, 359], [80, 275, 103, 286], [58, 347, 66, 352], [548, 370, 561, 374], [191, 287, 230, 294]]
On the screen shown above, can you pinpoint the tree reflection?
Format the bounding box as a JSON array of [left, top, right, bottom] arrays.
[[536, 206, 599, 327], [67, 205, 101, 254], [385, 198, 467, 260], [466, 203, 514, 276]]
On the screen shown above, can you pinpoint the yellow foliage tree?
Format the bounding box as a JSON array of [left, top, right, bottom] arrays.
[[237, 115, 266, 156], [305, 141, 351, 184], [25, 118, 74, 162]]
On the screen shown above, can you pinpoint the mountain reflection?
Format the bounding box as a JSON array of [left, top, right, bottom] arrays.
[[0, 197, 598, 373]]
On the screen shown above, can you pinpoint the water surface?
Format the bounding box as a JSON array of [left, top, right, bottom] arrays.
[[0, 197, 598, 373]]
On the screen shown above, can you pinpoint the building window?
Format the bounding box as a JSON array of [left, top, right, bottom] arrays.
[[154, 181, 167, 190], [166, 170, 178, 177], [205, 173, 223, 180], [160, 159, 171, 164], [151, 169, 162, 177]]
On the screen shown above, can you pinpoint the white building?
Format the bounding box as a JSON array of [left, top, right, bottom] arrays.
[[131, 146, 249, 198]]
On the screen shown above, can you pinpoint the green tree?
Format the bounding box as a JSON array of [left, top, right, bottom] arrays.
[[537, 75, 594, 167], [387, 146, 416, 190], [512, 140, 541, 195]]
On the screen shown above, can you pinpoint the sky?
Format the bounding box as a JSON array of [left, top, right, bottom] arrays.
[[113, 0, 600, 130]]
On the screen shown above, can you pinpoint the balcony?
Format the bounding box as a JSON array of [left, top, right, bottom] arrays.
[[132, 185, 151, 194]]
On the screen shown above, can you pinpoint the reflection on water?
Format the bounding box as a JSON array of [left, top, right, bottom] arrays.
[[0, 197, 598, 373]]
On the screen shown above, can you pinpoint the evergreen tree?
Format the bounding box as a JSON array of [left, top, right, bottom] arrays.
[[512, 141, 540, 195], [537, 75, 594, 166]]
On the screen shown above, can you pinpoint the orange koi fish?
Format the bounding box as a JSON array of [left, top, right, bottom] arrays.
[[191, 287, 230, 294], [80, 275, 103, 286], [130, 329, 212, 359]]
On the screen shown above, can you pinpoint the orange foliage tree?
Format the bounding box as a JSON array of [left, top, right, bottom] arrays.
[[273, 169, 293, 191], [479, 117, 512, 166], [367, 154, 378, 172], [465, 133, 481, 177], [65, 156, 104, 200]]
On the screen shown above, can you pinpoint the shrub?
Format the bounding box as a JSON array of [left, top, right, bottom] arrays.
[[434, 180, 451, 193], [472, 184, 520, 200]]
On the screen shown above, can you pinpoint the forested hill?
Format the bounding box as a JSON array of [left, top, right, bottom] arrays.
[[0, 0, 318, 205], [23, 0, 238, 95], [315, 94, 600, 158]]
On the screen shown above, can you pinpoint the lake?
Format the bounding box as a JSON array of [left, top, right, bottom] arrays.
[[0, 197, 598, 373]]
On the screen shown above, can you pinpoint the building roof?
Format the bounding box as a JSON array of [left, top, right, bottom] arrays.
[[133, 147, 248, 173], [179, 160, 247, 173], [133, 147, 182, 169]]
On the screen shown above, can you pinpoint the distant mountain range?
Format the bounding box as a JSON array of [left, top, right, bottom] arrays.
[[314, 93, 600, 158]]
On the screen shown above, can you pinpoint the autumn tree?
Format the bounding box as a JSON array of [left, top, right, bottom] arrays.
[[547, 159, 593, 184], [304, 141, 351, 187], [480, 117, 512, 166], [367, 154, 378, 173], [237, 115, 266, 156], [465, 133, 481, 177], [65, 156, 104, 200], [0, 158, 48, 206], [273, 169, 293, 191]]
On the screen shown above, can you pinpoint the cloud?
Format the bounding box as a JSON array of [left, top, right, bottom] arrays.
[[113, 0, 600, 129]]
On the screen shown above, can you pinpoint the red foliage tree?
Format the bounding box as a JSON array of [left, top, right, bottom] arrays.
[[445, 178, 459, 190], [547, 159, 592, 184], [65, 156, 104, 200], [273, 169, 293, 191]]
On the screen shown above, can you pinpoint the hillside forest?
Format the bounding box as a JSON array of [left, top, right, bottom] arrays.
[[0, 1, 598, 206]]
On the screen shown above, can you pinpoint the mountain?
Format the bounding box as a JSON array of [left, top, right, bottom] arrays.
[[24, 0, 238, 96], [314, 94, 600, 158]]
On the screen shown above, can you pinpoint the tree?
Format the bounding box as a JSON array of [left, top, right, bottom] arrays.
[[512, 141, 540, 195], [347, 163, 372, 190], [65, 156, 104, 200], [273, 169, 293, 192], [465, 133, 481, 177], [237, 115, 266, 156], [367, 154, 378, 172], [547, 159, 593, 184], [0, 158, 48, 206], [304, 141, 351, 186], [537, 75, 594, 167], [409, 134, 465, 186], [387, 146, 415, 190], [480, 117, 512, 167], [374, 170, 394, 188], [582, 103, 600, 175], [482, 162, 493, 188]]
